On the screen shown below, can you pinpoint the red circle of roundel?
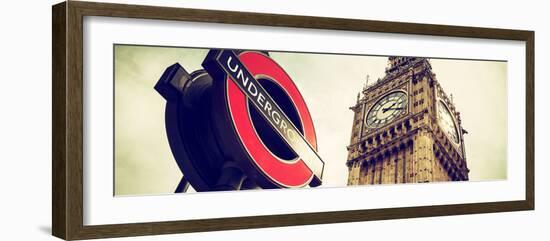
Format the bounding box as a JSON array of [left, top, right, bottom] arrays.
[[226, 51, 317, 188]]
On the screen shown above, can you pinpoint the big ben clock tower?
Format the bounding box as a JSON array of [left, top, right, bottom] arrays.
[[346, 57, 469, 185]]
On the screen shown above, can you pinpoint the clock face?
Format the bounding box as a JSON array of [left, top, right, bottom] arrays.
[[366, 91, 408, 128], [437, 100, 460, 144]]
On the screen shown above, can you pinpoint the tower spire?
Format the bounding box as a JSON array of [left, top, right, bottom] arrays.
[[363, 74, 370, 92]]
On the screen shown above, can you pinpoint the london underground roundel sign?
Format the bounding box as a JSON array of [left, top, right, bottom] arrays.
[[155, 49, 324, 191]]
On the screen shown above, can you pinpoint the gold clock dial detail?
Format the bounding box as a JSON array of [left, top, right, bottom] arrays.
[[366, 91, 408, 128], [437, 100, 460, 144]]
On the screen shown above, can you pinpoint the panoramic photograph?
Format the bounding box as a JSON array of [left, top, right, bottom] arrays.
[[113, 45, 507, 196]]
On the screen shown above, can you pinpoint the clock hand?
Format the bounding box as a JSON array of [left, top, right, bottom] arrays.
[[381, 102, 398, 113], [382, 107, 403, 113]]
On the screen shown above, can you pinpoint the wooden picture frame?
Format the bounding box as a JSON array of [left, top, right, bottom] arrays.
[[52, 1, 534, 240]]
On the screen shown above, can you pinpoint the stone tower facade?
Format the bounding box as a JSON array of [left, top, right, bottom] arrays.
[[346, 57, 469, 185]]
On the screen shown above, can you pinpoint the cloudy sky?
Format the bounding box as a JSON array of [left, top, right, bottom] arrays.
[[114, 45, 507, 196]]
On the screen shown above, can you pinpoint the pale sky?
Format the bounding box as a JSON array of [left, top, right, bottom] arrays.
[[114, 45, 507, 196]]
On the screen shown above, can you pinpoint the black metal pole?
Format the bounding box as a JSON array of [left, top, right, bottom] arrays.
[[175, 175, 190, 193]]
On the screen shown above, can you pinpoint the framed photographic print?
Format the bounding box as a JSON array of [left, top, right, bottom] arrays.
[[52, 1, 534, 240]]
